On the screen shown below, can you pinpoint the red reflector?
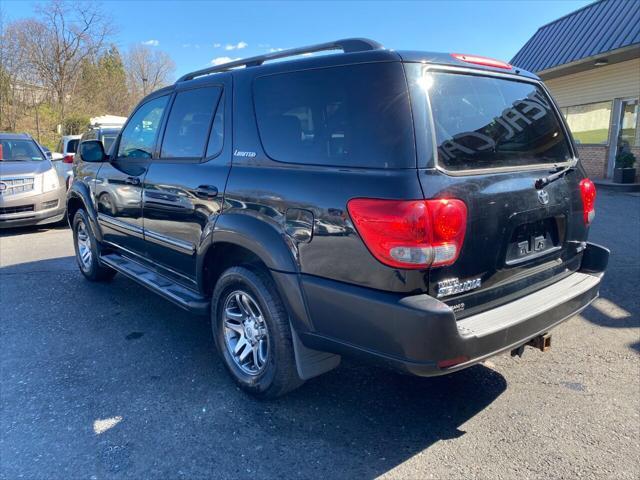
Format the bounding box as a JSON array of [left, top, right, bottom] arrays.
[[579, 178, 596, 225], [347, 198, 467, 269], [451, 53, 512, 70], [0, 144, 3, 160], [437, 356, 469, 369], [63, 154, 74, 164]]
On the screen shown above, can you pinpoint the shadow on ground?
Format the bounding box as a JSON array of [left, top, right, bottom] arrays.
[[1, 256, 506, 479]]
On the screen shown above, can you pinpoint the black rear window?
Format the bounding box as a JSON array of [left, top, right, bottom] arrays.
[[67, 139, 79, 153], [425, 71, 572, 171], [253, 62, 415, 168]]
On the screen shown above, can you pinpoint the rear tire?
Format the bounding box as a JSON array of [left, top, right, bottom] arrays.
[[212, 265, 303, 399], [72, 209, 116, 282]]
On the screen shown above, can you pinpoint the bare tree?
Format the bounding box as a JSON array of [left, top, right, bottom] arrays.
[[0, 10, 30, 130], [125, 44, 175, 101], [18, 0, 112, 132]]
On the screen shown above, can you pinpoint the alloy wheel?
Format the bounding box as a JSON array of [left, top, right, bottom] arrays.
[[222, 290, 269, 375], [76, 220, 92, 271]]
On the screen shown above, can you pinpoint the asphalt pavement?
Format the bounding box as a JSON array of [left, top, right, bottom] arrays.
[[1, 190, 639, 480]]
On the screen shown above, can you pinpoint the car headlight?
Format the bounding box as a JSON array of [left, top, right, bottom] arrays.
[[42, 167, 60, 192]]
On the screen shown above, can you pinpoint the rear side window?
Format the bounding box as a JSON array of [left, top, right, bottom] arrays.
[[253, 63, 415, 168], [424, 71, 572, 171], [161, 86, 222, 159]]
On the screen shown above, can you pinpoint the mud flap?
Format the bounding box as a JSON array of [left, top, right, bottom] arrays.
[[291, 327, 341, 380]]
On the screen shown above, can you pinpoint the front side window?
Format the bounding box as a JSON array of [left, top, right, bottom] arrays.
[[161, 86, 222, 159], [421, 70, 572, 171], [0, 139, 45, 162], [561, 101, 612, 145], [253, 62, 415, 168], [118, 95, 169, 159]]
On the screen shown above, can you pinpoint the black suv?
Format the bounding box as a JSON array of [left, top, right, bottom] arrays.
[[68, 39, 608, 398]]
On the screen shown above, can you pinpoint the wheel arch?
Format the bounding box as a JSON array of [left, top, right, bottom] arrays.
[[197, 213, 298, 293], [66, 183, 102, 242]]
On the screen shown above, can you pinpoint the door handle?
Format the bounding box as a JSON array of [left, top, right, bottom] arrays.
[[125, 176, 140, 186], [194, 185, 218, 199]]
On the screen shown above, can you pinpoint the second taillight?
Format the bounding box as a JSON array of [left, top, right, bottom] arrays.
[[347, 198, 467, 269], [63, 154, 74, 164], [579, 178, 596, 225]]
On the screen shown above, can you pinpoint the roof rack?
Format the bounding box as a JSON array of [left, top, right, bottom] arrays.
[[177, 38, 383, 82]]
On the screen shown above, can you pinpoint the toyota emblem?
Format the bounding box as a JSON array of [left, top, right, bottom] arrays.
[[537, 189, 549, 205]]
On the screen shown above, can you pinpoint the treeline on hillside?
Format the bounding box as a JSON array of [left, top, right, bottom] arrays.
[[0, 0, 176, 150]]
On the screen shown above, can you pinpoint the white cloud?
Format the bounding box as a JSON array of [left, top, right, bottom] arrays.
[[268, 47, 284, 53], [141, 39, 159, 47], [225, 41, 248, 51], [181, 43, 191, 48], [213, 43, 221, 48], [211, 56, 240, 66]]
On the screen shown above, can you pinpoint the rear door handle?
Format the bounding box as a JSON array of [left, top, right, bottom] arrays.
[[125, 176, 140, 186], [194, 185, 218, 199]]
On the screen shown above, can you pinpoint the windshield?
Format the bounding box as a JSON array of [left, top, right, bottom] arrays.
[[421, 70, 572, 172], [0, 139, 45, 162]]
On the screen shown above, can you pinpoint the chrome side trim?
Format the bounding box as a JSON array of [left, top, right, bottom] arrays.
[[145, 228, 196, 255], [97, 214, 144, 238]]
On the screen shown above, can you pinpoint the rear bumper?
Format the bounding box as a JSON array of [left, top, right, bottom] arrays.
[[298, 242, 608, 376]]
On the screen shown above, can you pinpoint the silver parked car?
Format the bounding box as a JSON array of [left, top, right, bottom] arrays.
[[0, 133, 67, 228]]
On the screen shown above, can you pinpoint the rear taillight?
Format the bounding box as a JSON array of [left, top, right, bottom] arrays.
[[451, 53, 512, 70], [63, 154, 74, 164], [347, 198, 467, 269], [579, 178, 596, 225]]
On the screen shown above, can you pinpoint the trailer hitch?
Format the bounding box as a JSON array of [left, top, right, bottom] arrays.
[[511, 333, 552, 357]]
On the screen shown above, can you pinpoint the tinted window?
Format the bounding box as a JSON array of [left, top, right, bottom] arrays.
[[254, 63, 415, 168], [206, 93, 224, 158], [161, 87, 222, 159], [0, 139, 45, 161], [118, 95, 169, 159], [424, 71, 572, 171], [67, 139, 79, 153], [102, 135, 117, 154]]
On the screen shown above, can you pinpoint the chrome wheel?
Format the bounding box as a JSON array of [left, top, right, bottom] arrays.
[[223, 290, 269, 375], [76, 220, 92, 271]]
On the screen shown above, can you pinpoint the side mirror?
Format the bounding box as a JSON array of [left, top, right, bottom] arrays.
[[79, 140, 107, 163]]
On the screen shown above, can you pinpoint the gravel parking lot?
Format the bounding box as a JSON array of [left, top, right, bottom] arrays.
[[1, 190, 638, 480]]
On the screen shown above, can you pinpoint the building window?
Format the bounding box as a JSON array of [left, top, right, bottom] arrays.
[[560, 101, 612, 145], [618, 98, 639, 148]]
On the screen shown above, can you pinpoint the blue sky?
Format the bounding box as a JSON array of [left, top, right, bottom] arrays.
[[4, 0, 592, 77]]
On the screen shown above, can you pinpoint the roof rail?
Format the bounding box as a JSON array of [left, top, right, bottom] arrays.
[[177, 38, 383, 82]]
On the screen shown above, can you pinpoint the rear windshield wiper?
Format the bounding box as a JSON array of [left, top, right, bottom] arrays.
[[534, 159, 578, 190]]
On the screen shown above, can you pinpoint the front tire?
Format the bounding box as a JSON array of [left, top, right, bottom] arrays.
[[212, 266, 303, 399], [72, 209, 116, 282]]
